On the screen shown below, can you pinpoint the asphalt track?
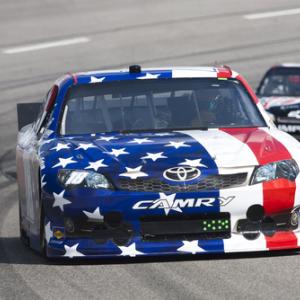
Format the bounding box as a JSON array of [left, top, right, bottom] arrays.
[[1, 1, 300, 299]]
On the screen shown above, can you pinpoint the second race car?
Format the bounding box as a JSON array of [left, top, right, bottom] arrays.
[[257, 64, 300, 138]]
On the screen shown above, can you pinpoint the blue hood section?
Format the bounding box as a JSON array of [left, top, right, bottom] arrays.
[[40, 131, 218, 189], [39, 131, 224, 256]]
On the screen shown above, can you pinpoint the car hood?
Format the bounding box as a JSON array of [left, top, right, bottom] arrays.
[[40, 128, 293, 188]]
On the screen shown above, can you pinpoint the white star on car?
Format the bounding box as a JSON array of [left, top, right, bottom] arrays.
[[40, 138, 54, 145], [179, 159, 207, 168], [97, 136, 117, 142], [75, 143, 97, 150], [50, 143, 70, 151], [84, 159, 108, 171], [141, 152, 167, 162], [118, 243, 144, 257], [64, 243, 85, 258], [153, 193, 181, 215], [52, 191, 71, 211], [52, 157, 77, 168], [120, 166, 148, 179], [107, 148, 129, 157], [177, 241, 205, 254], [83, 207, 103, 221], [137, 73, 160, 80], [41, 174, 46, 188], [90, 76, 105, 83], [165, 141, 190, 149], [44, 222, 53, 244], [127, 138, 153, 144], [40, 157, 45, 170]]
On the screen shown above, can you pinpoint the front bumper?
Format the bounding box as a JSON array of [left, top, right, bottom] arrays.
[[43, 180, 300, 258]]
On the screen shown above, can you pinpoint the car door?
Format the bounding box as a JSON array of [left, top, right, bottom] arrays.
[[17, 85, 58, 241]]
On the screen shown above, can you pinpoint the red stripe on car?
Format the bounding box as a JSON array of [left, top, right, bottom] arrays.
[[221, 127, 291, 165], [236, 75, 259, 104], [221, 127, 297, 250], [266, 232, 298, 250]]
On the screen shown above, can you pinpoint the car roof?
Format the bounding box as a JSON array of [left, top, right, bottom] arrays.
[[78, 66, 236, 76], [55, 66, 239, 86]]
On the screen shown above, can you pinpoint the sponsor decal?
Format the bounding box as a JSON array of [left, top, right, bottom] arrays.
[[278, 124, 300, 133], [132, 193, 235, 215], [287, 110, 300, 119]]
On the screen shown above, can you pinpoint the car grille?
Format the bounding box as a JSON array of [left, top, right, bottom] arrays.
[[118, 173, 248, 192], [140, 213, 231, 241]]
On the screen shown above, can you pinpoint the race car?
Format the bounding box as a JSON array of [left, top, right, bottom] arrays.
[[16, 65, 300, 259], [257, 64, 300, 138]]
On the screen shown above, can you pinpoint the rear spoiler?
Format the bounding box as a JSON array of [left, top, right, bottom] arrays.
[[17, 102, 42, 131]]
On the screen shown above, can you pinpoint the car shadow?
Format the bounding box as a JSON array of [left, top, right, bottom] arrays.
[[0, 236, 299, 266]]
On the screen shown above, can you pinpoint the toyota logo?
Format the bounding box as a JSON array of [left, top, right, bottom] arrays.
[[163, 166, 201, 182]]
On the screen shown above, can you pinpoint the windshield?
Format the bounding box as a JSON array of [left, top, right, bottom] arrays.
[[60, 78, 266, 135], [258, 67, 300, 97]]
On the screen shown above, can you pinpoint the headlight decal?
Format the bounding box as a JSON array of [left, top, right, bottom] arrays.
[[58, 169, 112, 189], [65, 171, 88, 185], [251, 159, 299, 185]]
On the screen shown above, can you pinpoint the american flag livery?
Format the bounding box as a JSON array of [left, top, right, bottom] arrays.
[[16, 66, 300, 258]]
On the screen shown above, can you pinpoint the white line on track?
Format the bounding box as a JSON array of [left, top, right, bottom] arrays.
[[244, 7, 300, 20], [2, 36, 90, 54]]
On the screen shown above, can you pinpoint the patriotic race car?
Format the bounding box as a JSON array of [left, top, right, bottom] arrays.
[[257, 64, 300, 138], [16, 65, 300, 259]]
